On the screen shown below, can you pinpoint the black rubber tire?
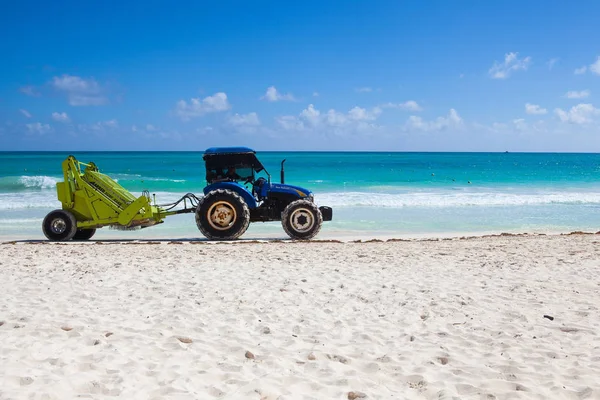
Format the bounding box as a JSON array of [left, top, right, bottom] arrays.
[[42, 209, 78, 241], [73, 228, 96, 241], [195, 189, 250, 240], [281, 199, 323, 240]]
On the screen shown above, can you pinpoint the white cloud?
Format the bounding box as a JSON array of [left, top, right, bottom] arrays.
[[590, 57, 600, 75], [51, 112, 70, 122], [512, 118, 527, 131], [312, 92, 320, 97], [129, 124, 179, 139], [572, 57, 600, 75], [26, 122, 52, 135], [102, 120, 118, 129], [276, 115, 305, 131], [53, 75, 98, 92], [229, 112, 260, 126], [554, 103, 600, 124], [405, 109, 463, 132], [355, 87, 373, 93], [19, 86, 40, 97], [565, 90, 590, 99], [381, 101, 422, 112], [79, 119, 118, 133], [261, 86, 296, 102], [227, 112, 261, 134], [175, 92, 231, 120], [51, 74, 107, 106], [276, 103, 383, 134], [474, 118, 548, 136], [547, 58, 559, 70], [132, 124, 180, 139], [300, 104, 321, 126], [488, 52, 532, 79], [19, 109, 32, 118], [68, 95, 107, 106], [348, 106, 382, 121], [197, 126, 214, 135], [525, 103, 547, 115], [325, 109, 348, 127]]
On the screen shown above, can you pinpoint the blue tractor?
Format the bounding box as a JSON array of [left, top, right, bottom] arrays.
[[196, 147, 333, 240]]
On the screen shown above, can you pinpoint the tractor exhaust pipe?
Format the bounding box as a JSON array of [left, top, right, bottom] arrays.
[[281, 159, 286, 184]]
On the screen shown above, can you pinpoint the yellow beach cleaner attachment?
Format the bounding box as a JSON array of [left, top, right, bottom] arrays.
[[42, 155, 177, 241]]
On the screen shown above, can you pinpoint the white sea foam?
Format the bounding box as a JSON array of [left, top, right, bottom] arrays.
[[0, 192, 61, 210], [3, 187, 600, 212], [141, 177, 187, 183], [0, 190, 189, 211], [17, 175, 60, 190], [315, 190, 600, 208], [109, 173, 143, 179], [0, 218, 43, 224]]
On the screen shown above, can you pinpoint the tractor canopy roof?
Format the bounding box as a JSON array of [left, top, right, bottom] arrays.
[[203, 147, 265, 174], [204, 146, 255, 155]]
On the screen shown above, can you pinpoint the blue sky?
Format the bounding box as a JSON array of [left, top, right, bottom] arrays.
[[2, 0, 600, 151]]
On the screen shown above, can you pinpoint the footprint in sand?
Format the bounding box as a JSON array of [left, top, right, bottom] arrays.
[[455, 383, 480, 395], [218, 363, 242, 372], [361, 362, 380, 373], [77, 363, 95, 372], [326, 354, 350, 364], [207, 386, 226, 397], [19, 377, 34, 386], [437, 356, 449, 365], [76, 380, 106, 395], [406, 375, 427, 390], [436, 389, 460, 400]]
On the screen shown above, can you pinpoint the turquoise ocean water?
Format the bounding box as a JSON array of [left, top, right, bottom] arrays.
[[1, 151, 600, 240]]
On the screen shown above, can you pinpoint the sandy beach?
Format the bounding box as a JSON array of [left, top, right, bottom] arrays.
[[1, 234, 599, 399]]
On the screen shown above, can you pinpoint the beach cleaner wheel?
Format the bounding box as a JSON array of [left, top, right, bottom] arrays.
[[42, 209, 78, 241], [72, 228, 96, 241]]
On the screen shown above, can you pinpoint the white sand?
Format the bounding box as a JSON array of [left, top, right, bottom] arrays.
[[1, 234, 599, 399]]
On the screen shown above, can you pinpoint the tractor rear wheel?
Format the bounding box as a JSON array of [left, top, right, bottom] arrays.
[[73, 228, 96, 241], [281, 199, 323, 240], [196, 189, 250, 240], [42, 209, 78, 241]]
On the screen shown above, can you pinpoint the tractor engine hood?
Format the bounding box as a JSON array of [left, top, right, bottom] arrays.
[[269, 183, 313, 199]]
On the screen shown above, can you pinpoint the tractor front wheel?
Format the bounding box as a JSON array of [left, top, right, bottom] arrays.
[[42, 209, 78, 241], [281, 199, 323, 240], [73, 228, 96, 241], [196, 189, 250, 240]]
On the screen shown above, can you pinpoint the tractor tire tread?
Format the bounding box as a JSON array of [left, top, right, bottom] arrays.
[[281, 199, 323, 240], [196, 189, 250, 240]]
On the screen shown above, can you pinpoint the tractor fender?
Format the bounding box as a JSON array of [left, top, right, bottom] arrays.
[[203, 182, 258, 209]]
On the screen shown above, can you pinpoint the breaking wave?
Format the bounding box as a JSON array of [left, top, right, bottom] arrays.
[[3, 187, 600, 211], [0, 176, 60, 191], [315, 191, 600, 208]]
